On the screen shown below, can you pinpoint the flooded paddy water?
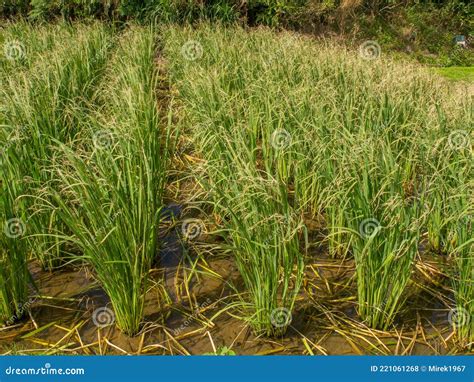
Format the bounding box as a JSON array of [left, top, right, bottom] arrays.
[[0, 218, 465, 355]]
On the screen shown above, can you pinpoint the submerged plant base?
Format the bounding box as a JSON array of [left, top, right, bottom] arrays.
[[0, 253, 470, 355]]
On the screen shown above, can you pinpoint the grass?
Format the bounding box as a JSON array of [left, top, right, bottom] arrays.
[[1, 22, 112, 270], [0, 159, 31, 325], [443, 156, 473, 346], [342, 140, 423, 329], [2, 22, 172, 335], [1, 21, 79, 74], [163, 26, 315, 336], [209, 164, 306, 336], [1, 21, 110, 323], [435, 66, 474, 82], [162, 24, 472, 339], [449, 199, 473, 345], [49, 26, 172, 335]]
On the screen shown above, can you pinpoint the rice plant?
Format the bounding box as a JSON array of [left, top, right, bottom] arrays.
[[49, 26, 172, 335], [206, 147, 306, 336], [0, 154, 31, 325], [162, 24, 471, 335], [162, 27, 311, 335], [343, 139, 423, 329], [447, 190, 473, 346], [1, 19, 472, 351], [441, 149, 473, 346], [1, 23, 112, 269]]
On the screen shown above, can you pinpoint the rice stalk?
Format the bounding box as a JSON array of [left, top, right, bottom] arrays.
[[49, 26, 171, 335]]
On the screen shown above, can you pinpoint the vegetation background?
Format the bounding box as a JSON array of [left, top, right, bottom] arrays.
[[1, 0, 473, 67]]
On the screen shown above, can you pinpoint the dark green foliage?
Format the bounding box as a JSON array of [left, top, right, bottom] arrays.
[[28, 0, 115, 20], [1, 0, 243, 22], [0, 0, 29, 17]]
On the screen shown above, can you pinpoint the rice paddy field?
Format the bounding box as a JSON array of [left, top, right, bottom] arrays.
[[0, 21, 472, 355]]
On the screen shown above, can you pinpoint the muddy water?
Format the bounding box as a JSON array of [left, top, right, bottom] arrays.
[[0, 221, 469, 355]]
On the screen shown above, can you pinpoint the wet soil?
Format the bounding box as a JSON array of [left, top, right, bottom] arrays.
[[0, 227, 468, 356]]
